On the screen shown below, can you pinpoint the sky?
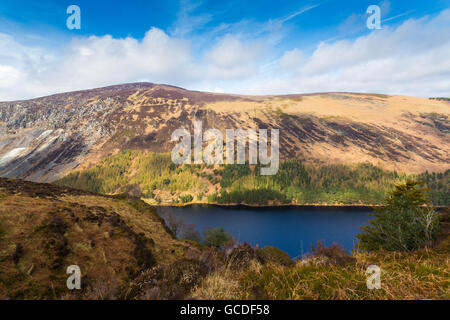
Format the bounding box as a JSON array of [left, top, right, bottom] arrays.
[[0, 0, 449, 100]]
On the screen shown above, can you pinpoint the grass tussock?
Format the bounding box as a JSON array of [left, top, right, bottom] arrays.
[[191, 269, 241, 300], [234, 243, 449, 300]]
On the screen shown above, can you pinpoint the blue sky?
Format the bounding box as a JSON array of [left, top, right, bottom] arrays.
[[0, 0, 449, 100]]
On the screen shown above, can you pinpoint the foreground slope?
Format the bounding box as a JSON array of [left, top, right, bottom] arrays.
[[0, 177, 192, 299], [0, 83, 449, 182]]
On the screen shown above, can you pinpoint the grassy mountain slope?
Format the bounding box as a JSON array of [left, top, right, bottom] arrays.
[[0, 83, 449, 183], [0, 177, 193, 299]]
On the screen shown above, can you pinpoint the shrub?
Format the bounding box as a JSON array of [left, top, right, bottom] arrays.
[[79, 279, 121, 300], [143, 191, 154, 198], [165, 259, 208, 294], [164, 212, 183, 237], [203, 227, 233, 247], [180, 194, 193, 203], [257, 246, 294, 266], [163, 213, 201, 242], [126, 259, 208, 300], [179, 224, 201, 243], [310, 241, 355, 266], [226, 242, 260, 270], [207, 193, 218, 203], [357, 180, 440, 251]]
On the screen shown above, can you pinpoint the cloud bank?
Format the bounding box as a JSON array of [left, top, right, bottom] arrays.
[[0, 9, 449, 101]]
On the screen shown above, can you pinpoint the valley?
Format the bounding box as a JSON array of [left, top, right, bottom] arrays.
[[0, 83, 448, 206], [0, 83, 449, 300]]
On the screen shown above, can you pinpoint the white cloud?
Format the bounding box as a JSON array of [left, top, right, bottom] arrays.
[[247, 9, 450, 97], [0, 65, 22, 87], [278, 48, 303, 71], [0, 28, 198, 100], [0, 28, 268, 100], [51, 28, 199, 91], [204, 35, 266, 79], [0, 9, 449, 101]]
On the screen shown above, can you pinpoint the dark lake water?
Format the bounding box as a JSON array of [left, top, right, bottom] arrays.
[[156, 205, 373, 258]]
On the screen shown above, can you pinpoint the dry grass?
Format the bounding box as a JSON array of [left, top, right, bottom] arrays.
[[191, 269, 241, 300], [0, 179, 190, 299], [192, 218, 448, 300], [192, 260, 263, 300], [235, 242, 449, 300]]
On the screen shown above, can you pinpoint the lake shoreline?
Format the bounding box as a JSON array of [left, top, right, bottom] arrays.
[[151, 201, 447, 211], [153, 202, 377, 210]]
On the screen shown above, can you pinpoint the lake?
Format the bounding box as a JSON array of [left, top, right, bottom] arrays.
[[156, 205, 374, 258]]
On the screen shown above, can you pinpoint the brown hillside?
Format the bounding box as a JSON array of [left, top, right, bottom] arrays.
[[0, 177, 193, 299], [0, 83, 448, 182]]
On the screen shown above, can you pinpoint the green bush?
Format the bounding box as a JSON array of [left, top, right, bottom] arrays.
[[180, 194, 193, 203], [357, 180, 440, 251], [207, 193, 218, 203], [203, 227, 233, 247]]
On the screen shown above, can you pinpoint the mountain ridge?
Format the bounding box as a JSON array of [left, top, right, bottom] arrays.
[[0, 82, 449, 183], [0, 81, 404, 103]]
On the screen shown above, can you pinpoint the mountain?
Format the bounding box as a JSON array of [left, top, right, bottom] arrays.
[[1, 82, 449, 184]]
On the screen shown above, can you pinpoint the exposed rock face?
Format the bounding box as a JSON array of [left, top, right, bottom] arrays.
[[0, 82, 449, 182]]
